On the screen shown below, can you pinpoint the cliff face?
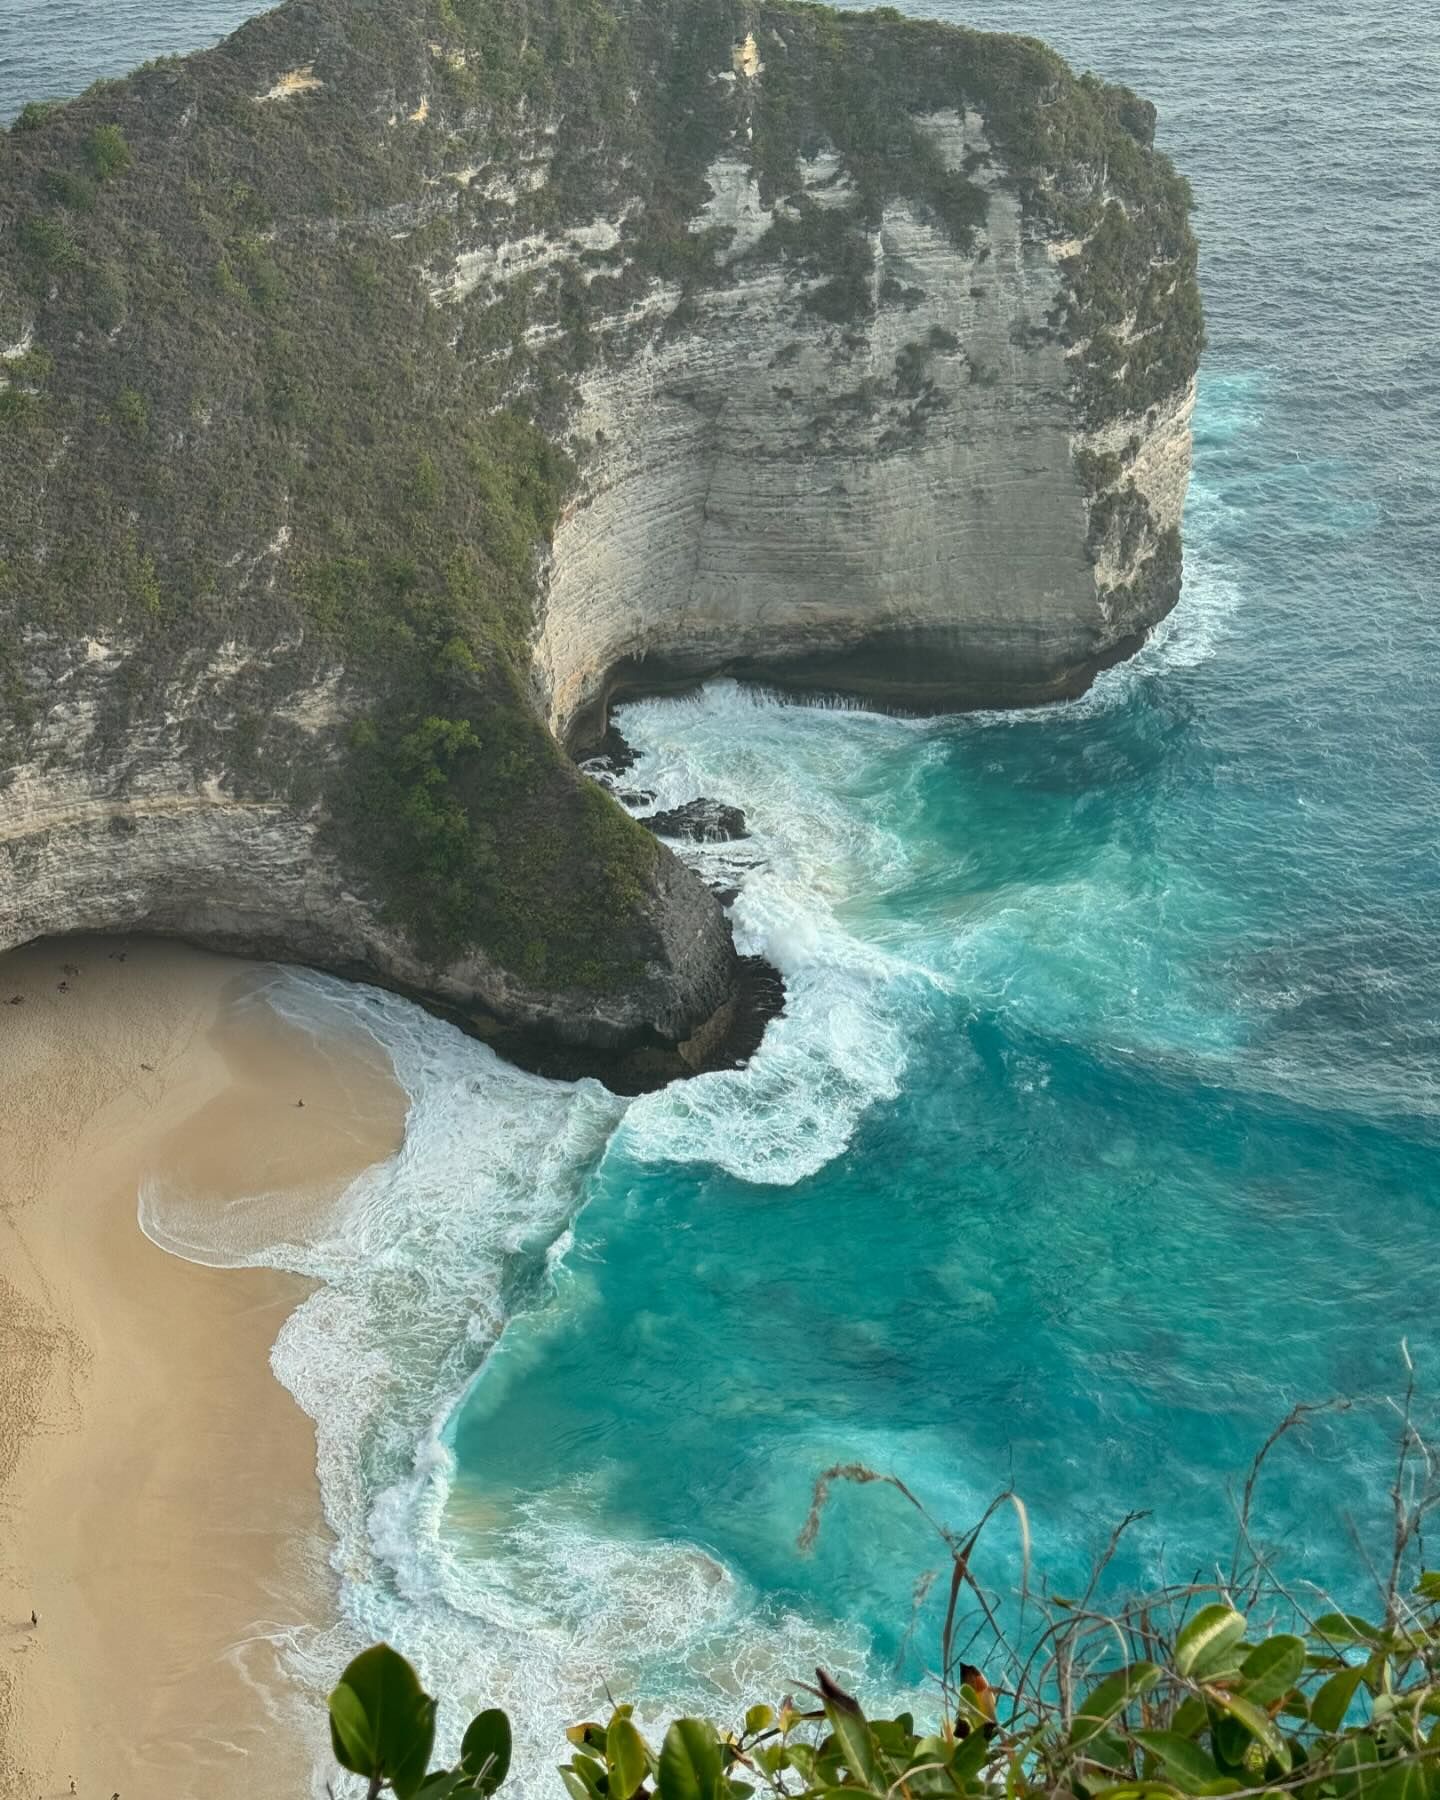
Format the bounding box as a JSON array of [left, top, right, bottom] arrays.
[[536, 105, 1194, 744], [0, 0, 1200, 1061]]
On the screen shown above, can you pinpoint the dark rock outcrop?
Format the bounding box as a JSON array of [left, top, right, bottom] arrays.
[[646, 800, 749, 844]]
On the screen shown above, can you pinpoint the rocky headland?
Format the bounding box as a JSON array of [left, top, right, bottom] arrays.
[[0, 0, 1200, 1081]]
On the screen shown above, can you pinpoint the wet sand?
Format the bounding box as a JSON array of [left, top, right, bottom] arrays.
[[0, 937, 407, 1800]]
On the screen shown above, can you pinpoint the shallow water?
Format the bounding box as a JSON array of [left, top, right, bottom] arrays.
[[7, 0, 1440, 1786]]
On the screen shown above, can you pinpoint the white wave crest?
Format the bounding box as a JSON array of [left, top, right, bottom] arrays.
[[613, 683, 951, 1184]]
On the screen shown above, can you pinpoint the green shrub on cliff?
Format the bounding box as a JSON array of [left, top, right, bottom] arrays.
[[344, 694, 657, 980], [10, 100, 62, 133], [83, 122, 131, 179]]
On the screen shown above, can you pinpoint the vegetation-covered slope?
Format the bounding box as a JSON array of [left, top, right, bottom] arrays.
[[0, 0, 1199, 1029]]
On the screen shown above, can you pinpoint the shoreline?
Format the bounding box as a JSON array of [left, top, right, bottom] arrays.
[[0, 936, 407, 1800]]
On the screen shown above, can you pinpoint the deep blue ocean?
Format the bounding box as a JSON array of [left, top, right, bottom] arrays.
[[7, 0, 1440, 1787]]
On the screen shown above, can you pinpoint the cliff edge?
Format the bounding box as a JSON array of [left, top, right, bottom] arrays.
[[0, 0, 1201, 1069]]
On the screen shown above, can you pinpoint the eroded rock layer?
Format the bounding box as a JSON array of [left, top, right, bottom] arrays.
[[536, 111, 1195, 744]]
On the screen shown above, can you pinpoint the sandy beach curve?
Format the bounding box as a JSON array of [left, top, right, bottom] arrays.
[[0, 936, 407, 1800]]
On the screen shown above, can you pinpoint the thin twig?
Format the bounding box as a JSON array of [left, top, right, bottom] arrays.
[[1229, 1398, 1350, 1590]]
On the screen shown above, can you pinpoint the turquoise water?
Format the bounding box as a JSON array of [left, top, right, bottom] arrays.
[[9, 0, 1440, 1786]]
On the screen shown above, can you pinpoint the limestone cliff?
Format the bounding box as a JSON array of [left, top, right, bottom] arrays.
[[0, 0, 1200, 1065], [536, 105, 1195, 741]]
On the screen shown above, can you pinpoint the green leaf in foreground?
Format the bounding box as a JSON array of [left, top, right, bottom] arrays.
[[1371, 1759, 1433, 1800], [461, 1706, 514, 1794], [823, 1691, 879, 1786], [415, 1774, 462, 1800], [1211, 1692, 1289, 1769], [660, 1718, 724, 1800], [328, 1642, 437, 1800], [607, 1714, 651, 1800], [1071, 1663, 1162, 1746], [1314, 1615, 1385, 1649], [1088, 1786, 1199, 1800], [1133, 1728, 1226, 1792], [1238, 1635, 1307, 1707], [1175, 1607, 1247, 1680], [560, 1764, 597, 1800], [1311, 1666, 1369, 1734], [1331, 1733, 1381, 1798], [951, 1730, 994, 1781], [329, 1679, 378, 1774]]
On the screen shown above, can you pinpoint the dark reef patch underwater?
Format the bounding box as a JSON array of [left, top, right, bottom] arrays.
[[5, 0, 1440, 1788]]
